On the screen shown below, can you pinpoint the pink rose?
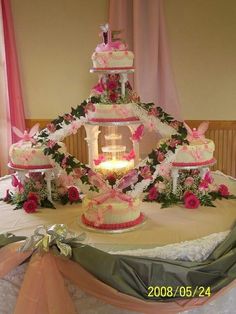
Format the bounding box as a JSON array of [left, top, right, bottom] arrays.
[[199, 180, 209, 191], [85, 102, 96, 113], [73, 167, 87, 179], [27, 192, 39, 204], [204, 171, 213, 184], [156, 151, 165, 163], [140, 166, 152, 179], [218, 184, 230, 197], [47, 140, 57, 149], [92, 82, 105, 94], [23, 200, 37, 213], [58, 186, 68, 196], [168, 138, 180, 148], [68, 186, 80, 202], [184, 194, 200, 209], [46, 123, 56, 133], [107, 80, 118, 90], [58, 174, 74, 187], [109, 92, 118, 103], [63, 114, 73, 122], [148, 107, 158, 116], [148, 186, 158, 201], [88, 170, 106, 189], [61, 156, 68, 169], [184, 177, 194, 187]]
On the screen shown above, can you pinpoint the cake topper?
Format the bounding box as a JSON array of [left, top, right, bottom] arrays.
[[12, 123, 40, 145], [97, 23, 127, 52], [183, 121, 209, 142]]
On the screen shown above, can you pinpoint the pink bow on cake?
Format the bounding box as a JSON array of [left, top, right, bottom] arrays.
[[93, 188, 133, 206], [12, 123, 40, 146]]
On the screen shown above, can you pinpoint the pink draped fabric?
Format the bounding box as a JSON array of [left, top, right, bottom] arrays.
[[109, 0, 181, 120], [1, 243, 236, 314], [0, 0, 25, 175]]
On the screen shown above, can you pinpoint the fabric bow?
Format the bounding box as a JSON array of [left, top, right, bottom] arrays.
[[12, 123, 40, 146], [18, 224, 86, 257], [93, 188, 133, 206]]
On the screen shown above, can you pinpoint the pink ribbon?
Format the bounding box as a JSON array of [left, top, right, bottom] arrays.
[[93, 188, 133, 206]]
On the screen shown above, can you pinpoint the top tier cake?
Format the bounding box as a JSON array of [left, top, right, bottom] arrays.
[[91, 24, 134, 70]]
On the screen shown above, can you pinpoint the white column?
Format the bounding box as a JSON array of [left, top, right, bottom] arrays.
[[128, 123, 142, 165], [171, 168, 180, 194], [119, 73, 128, 97], [84, 124, 100, 169], [45, 170, 54, 202]]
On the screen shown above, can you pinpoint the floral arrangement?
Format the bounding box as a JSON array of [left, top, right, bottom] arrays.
[[144, 170, 236, 208], [90, 74, 139, 104], [1, 173, 82, 213]]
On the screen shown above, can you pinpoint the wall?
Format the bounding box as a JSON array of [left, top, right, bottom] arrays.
[[164, 0, 236, 120], [11, 0, 109, 119], [11, 0, 236, 120]]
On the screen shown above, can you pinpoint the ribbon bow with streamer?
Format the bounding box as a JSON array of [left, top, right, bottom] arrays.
[[183, 121, 209, 143], [18, 224, 86, 258], [12, 123, 40, 146], [92, 188, 133, 206]]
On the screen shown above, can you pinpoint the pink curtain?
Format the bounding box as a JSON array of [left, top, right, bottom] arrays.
[[0, 0, 25, 175], [109, 0, 181, 120]]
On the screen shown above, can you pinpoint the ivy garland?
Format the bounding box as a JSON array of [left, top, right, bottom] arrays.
[[36, 99, 187, 196]]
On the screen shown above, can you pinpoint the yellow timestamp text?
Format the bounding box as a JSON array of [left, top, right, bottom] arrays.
[[147, 286, 211, 298]]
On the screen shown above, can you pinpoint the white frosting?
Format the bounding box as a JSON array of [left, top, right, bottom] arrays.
[[88, 103, 138, 122], [174, 139, 215, 164], [83, 197, 140, 225], [92, 51, 134, 69]]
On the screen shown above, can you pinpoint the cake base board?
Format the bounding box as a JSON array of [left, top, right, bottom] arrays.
[[78, 213, 146, 234]]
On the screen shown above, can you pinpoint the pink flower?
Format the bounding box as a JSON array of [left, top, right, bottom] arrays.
[[109, 92, 118, 103], [73, 167, 87, 179], [148, 107, 158, 116], [92, 82, 105, 94], [184, 194, 200, 209], [107, 79, 118, 90], [11, 175, 19, 187], [169, 120, 182, 130], [68, 186, 80, 202], [61, 156, 68, 169], [23, 200, 37, 213], [156, 151, 165, 163], [140, 166, 152, 179], [70, 121, 81, 134], [58, 174, 74, 187], [35, 181, 42, 190], [85, 102, 96, 113], [47, 140, 56, 149], [63, 114, 73, 122], [58, 186, 68, 196], [130, 125, 144, 142], [155, 181, 166, 192], [168, 138, 180, 148], [27, 192, 39, 204], [148, 186, 158, 201], [218, 184, 230, 197], [184, 177, 194, 187], [204, 171, 213, 184], [199, 180, 209, 191], [29, 172, 43, 181], [47, 123, 56, 133], [123, 149, 136, 161], [94, 154, 106, 166]]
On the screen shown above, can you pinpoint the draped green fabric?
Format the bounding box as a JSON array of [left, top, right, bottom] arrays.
[[0, 225, 236, 301], [0, 233, 26, 248], [71, 224, 236, 301]]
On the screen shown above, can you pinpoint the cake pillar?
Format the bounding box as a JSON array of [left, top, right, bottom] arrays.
[[171, 168, 180, 194], [119, 73, 128, 97], [128, 124, 141, 165], [84, 124, 100, 169]]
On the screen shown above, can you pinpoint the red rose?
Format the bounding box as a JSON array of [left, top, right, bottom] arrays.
[[23, 200, 37, 213], [148, 186, 158, 201], [184, 191, 194, 199], [27, 192, 39, 204], [68, 186, 80, 202], [184, 194, 200, 209], [218, 184, 229, 197], [107, 80, 118, 91], [109, 92, 118, 103]]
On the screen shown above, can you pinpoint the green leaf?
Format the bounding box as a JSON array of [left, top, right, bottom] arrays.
[[40, 198, 56, 209]]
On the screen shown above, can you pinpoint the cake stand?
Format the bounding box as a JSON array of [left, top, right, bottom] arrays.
[[8, 163, 56, 202], [171, 159, 217, 193]]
